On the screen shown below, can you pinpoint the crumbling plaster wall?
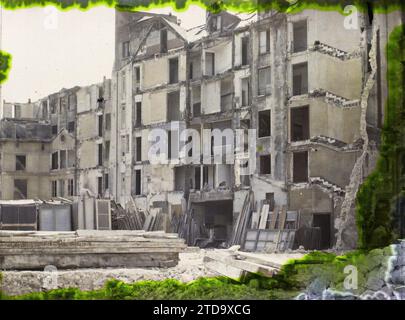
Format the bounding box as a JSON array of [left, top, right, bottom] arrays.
[[289, 98, 361, 144]]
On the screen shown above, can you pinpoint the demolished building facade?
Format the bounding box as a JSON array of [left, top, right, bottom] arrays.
[[0, 8, 403, 249]]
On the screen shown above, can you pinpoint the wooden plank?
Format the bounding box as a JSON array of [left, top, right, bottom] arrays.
[[258, 204, 269, 229], [278, 206, 287, 230], [269, 207, 278, 229]]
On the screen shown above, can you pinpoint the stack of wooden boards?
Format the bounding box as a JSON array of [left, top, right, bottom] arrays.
[[111, 200, 167, 232], [243, 205, 300, 252], [0, 230, 186, 270], [204, 248, 304, 280]]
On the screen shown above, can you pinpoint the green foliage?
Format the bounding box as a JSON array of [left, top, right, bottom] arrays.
[[356, 25, 405, 249], [0, 51, 12, 85]]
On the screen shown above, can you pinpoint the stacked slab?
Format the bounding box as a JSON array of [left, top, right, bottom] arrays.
[[0, 230, 186, 270]]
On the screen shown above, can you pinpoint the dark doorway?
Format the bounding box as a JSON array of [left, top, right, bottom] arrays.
[[293, 151, 308, 183], [291, 106, 309, 141], [313, 213, 331, 249]]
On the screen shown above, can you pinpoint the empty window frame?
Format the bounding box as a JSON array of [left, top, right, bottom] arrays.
[[220, 78, 233, 112], [51, 181, 57, 197], [260, 154, 271, 175], [134, 102, 142, 127], [122, 41, 130, 58], [14, 179, 27, 199], [293, 20, 308, 53], [205, 52, 215, 76], [160, 28, 168, 53], [98, 115, 103, 137], [104, 174, 109, 190], [167, 91, 180, 121], [169, 58, 179, 84], [192, 86, 201, 117], [105, 113, 111, 131], [98, 144, 103, 166], [67, 121, 75, 133], [241, 77, 251, 106], [60, 150, 66, 169], [52, 125, 58, 135], [258, 67, 271, 96], [68, 179, 74, 197], [59, 180, 65, 197], [292, 62, 308, 96], [98, 176, 103, 197], [258, 110, 271, 138], [14, 105, 21, 118], [135, 169, 141, 195], [121, 72, 126, 100], [291, 105, 309, 141], [67, 150, 75, 168], [51, 152, 58, 170], [134, 66, 141, 92], [293, 151, 308, 183], [16, 155, 26, 171], [259, 29, 271, 54], [210, 15, 222, 32], [136, 137, 142, 162], [105, 141, 110, 162], [241, 36, 249, 66]]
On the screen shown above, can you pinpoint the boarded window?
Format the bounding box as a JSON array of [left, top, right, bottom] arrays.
[[292, 62, 308, 96], [16, 155, 26, 171], [260, 155, 271, 174], [259, 29, 270, 54], [51, 152, 58, 170], [210, 15, 221, 32], [167, 91, 180, 121], [291, 106, 309, 141], [96, 200, 111, 230], [258, 110, 271, 138], [205, 52, 215, 76], [60, 150, 66, 169], [14, 179, 27, 199], [136, 137, 142, 162], [135, 169, 141, 195], [241, 36, 249, 65], [258, 67, 271, 95], [293, 21, 307, 53], [169, 58, 179, 84], [122, 41, 130, 58], [293, 151, 308, 183]]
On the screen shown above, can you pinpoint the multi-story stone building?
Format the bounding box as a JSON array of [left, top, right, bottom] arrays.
[[0, 8, 403, 249], [0, 78, 112, 200]]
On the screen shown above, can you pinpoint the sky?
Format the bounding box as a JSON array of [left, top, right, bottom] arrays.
[[0, 5, 207, 103]]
